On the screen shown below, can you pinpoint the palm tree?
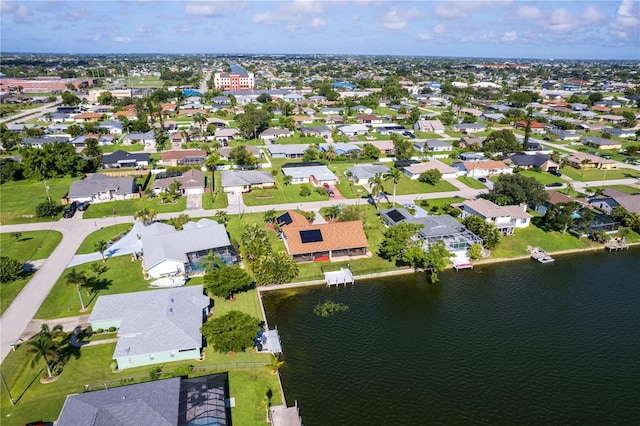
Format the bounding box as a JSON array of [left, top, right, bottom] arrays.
[[368, 173, 384, 206], [65, 268, 88, 311], [25, 324, 64, 379], [94, 240, 108, 262], [580, 158, 592, 178], [134, 208, 157, 225], [324, 144, 337, 163], [268, 354, 285, 375], [263, 209, 277, 224], [384, 167, 402, 206]]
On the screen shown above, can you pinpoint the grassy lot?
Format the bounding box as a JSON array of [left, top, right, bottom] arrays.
[[243, 175, 330, 207], [0, 177, 76, 225], [380, 173, 458, 196], [100, 144, 146, 153], [559, 166, 640, 182], [457, 176, 486, 189], [274, 136, 324, 145], [490, 223, 595, 259], [0, 230, 64, 314], [516, 169, 566, 185], [201, 170, 229, 210], [83, 196, 187, 219], [414, 197, 464, 214], [125, 76, 164, 88], [75, 224, 133, 254], [603, 184, 640, 195]]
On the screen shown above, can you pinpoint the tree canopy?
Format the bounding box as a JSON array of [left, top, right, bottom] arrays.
[[379, 222, 424, 264], [485, 173, 548, 207], [201, 310, 262, 354], [462, 215, 501, 250], [204, 264, 253, 299], [483, 129, 521, 153]]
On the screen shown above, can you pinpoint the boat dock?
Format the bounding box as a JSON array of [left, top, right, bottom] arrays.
[[527, 246, 555, 263], [605, 237, 629, 251], [324, 268, 354, 286], [451, 257, 473, 271]]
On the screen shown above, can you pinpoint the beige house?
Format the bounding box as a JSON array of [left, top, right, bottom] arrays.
[[458, 198, 531, 235]]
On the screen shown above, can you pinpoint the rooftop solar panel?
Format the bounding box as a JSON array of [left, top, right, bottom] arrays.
[[277, 212, 293, 226], [300, 229, 323, 243], [387, 209, 406, 223]]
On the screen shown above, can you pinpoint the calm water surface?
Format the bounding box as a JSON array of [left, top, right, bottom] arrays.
[[262, 248, 640, 425]]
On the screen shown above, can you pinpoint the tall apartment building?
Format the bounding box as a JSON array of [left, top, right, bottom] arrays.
[[213, 71, 255, 91]]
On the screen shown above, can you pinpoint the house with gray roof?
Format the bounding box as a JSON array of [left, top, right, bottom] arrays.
[[22, 136, 68, 148], [140, 218, 238, 278], [259, 127, 293, 142], [457, 198, 531, 235], [281, 163, 339, 186], [452, 123, 486, 134], [67, 173, 138, 203], [152, 169, 206, 195], [122, 130, 155, 146], [504, 153, 558, 171], [319, 142, 362, 156], [380, 208, 483, 255], [590, 188, 640, 215], [89, 286, 210, 370], [346, 164, 390, 185], [268, 144, 309, 159], [413, 139, 453, 153], [102, 150, 150, 169], [221, 170, 276, 193], [299, 125, 331, 138], [414, 119, 445, 134], [57, 374, 229, 426], [98, 119, 123, 135]]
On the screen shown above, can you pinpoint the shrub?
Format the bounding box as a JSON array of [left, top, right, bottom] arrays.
[[299, 185, 311, 197], [109, 360, 118, 371], [172, 365, 192, 377], [315, 186, 328, 196], [314, 300, 349, 317], [468, 244, 484, 260], [149, 366, 162, 381], [95, 328, 104, 334], [0, 256, 23, 282], [35, 201, 59, 218], [108, 326, 117, 333]]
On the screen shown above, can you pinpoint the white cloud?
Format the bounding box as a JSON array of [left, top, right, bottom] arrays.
[[185, 2, 221, 17], [2, 0, 32, 22], [416, 33, 433, 41], [608, 0, 640, 42], [137, 25, 157, 34], [113, 36, 131, 43], [310, 18, 326, 28], [502, 31, 517, 42], [382, 7, 422, 31], [582, 5, 606, 23], [252, 0, 326, 29], [174, 24, 193, 34], [435, 1, 509, 19], [517, 5, 543, 20], [433, 24, 446, 34]]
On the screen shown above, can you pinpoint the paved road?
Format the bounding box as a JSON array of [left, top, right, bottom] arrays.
[[0, 100, 61, 125]]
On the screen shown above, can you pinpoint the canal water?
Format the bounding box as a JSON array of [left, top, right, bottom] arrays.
[[262, 248, 640, 425]]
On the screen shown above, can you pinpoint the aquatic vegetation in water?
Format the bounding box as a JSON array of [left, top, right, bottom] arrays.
[[314, 300, 349, 317]]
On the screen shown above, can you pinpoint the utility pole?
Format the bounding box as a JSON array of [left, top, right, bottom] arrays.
[[43, 179, 52, 204], [0, 370, 15, 406]]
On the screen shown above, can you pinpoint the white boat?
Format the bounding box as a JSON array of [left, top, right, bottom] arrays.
[[538, 256, 555, 263], [150, 276, 187, 288]]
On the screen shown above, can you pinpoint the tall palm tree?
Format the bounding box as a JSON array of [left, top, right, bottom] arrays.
[[94, 240, 108, 262], [384, 167, 402, 207], [25, 324, 64, 378], [268, 354, 285, 375], [580, 158, 592, 178], [65, 268, 88, 311], [324, 144, 337, 163], [368, 173, 384, 206]]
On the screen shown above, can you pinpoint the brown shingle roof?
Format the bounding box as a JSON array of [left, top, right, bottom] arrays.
[[161, 149, 207, 161], [281, 220, 368, 255]]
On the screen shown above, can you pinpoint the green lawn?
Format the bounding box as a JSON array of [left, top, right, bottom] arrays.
[[100, 144, 147, 153], [380, 173, 458, 196], [125, 76, 164, 88], [516, 170, 566, 185], [602, 184, 640, 195], [0, 177, 76, 225], [559, 166, 640, 182], [490, 223, 594, 259], [0, 230, 64, 314], [457, 176, 486, 189], [243, 175, 330, 207], [75, 224, 133, 254], [202, 171, 229, 210], [83, 196, 187, 219], [273, 136, 324, 145]]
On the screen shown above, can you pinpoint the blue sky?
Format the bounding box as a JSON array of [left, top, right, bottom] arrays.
[[1, 1, 639, 59]]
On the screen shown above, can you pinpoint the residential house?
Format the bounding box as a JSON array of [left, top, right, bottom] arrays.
[[260, 127, 294, 142], [602, 128, 636, 139], [589, 188, 640, 214], [359, 140, 395, 155], [402, 160, 462, 180], [140, 218, 239, 278], [320, 107, 345, 115], [480, 113, 506, 122], [122, 131, 155, 147], [218, 145, 261, 162], [73, 112, 103, 123], [67, 174, 138, 203], [57, 374, 230, 426], [535, 190, 589, 215], [346, 164, 390, 185], [380, 208, 483, 255], [206, 117, 228, 129], [582, 137, 622, 150], [414, 119, 446, 134], [102, 150, 150, 169], [152, 169, 206, 195], [323, 115, 344, 124], [504, 154, 558, 171], [337, 124, 370, 136], [214, 128, 240, 144], [457, 198, 531, 235], [548, 128, 580, 141], [516, 120, 546, 134], [22, 136, 68, 148], [88, 286, 210, 369], [298, 126, 331, 139], [267, 144, 309, 159], [413, 139, 453, 154], [453, 123, 486, 134], [291, 115, 313, 125], [566, 151, 616, 170], [220, 170, 276, 193], [99, 120, 123, 135], [319, 143, 362, 156], [160, 149, 207, 167], [277, 211, 369, 262], [462, 160, 513, 177], [458, 136, 486, 150], [352, 105, 373, 115], [354, 115, 383, 124], [113, 110, 137, 120], [281, 162, 339, 186]]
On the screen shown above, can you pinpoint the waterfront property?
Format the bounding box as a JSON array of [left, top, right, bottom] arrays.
[[278, 211, 369, 262], [57, 373, 229, 425], [380, 207, 483, 254], [589, 188, 640, 214], [140, 218, 239, 278], [457, 198, 532, 235], [89, 285, 210, 370]]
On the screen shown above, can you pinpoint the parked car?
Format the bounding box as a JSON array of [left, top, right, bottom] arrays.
[[546, 182, 563, 187], [77, 201, 89, 211], [63, 207, 76, 218], [327, 189, 335, 198], [323, 182, 330, 190], [477, 177, 487, 183], [549, 170, 562, 176]]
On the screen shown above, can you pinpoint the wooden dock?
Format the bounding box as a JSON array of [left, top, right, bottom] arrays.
[[605, 237, 629, 251], [527, 246, 555, 263], [451, 257, 473, 271], [324, 268, 354, 286]]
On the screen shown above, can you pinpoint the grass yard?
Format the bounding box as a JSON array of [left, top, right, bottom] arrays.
[[457, 176, 487, 189], [380, 173, 458, 196], [0, 177, 76, 225], [516, 169, 567, 185], [75, 224, 133, 254], [602, 184, 640, 195], [275, 136, 325, 145], [100, 144, 147, 153], [202, 171, 229, 210], [559, 166, 640, 182], [243, 175, 330, 207], [0, 230, 64, 314], [125, 75, 164, 88], [82, 196, 187, 219], [490, 223, 594, 259]]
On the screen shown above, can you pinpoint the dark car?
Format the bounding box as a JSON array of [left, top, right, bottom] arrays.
[[77, 201, 89, 211], [327, 189, 335, 198], [477, 177, 487, 183], [546, 182, 563, 187], [549, 170, 562, 176], [63, 207, 76, 218]]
